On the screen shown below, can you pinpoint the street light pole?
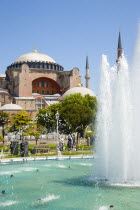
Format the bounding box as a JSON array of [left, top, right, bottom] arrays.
[[55, 111, 59, 154]]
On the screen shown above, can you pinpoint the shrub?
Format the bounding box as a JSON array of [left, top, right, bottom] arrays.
[[84, 131, 93, 138], [28, 145, 35, 151], [76, 144, 93, 150], [49, 144, 57, 150], [0, 146, 10, 152]]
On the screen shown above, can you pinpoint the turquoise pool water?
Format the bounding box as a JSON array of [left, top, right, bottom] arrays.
[[0, 158, 140, 210]]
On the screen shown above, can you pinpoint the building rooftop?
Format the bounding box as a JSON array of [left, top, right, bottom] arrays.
[[0, 103, 23, 111], [62, 86, 96, 99], [15, 50, 56, 64]]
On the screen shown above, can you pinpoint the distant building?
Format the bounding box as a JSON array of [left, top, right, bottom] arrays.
[[0, 49, 81, 117]]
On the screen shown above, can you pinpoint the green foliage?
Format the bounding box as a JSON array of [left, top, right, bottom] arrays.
[[59, 93, 97, 135], [36, 93, 97, 137], [0, 112, 9, 126], [0, 146, 10, 152], [28, 145, 35, 151], [36, 104, 61, 132], [27, 131, 40, 139], [84, 131, 94, 138], [49, 144, 57, 149], [62, 151, 92, 155], [0, 135, 4, 142], [9, 110, 33, 135], [27, 131, 41, 145], [37, 125, 48, 134], [76, 144, 93, 150]]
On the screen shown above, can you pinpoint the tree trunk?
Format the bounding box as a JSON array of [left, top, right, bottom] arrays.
[[76, 133, 79, 144], [2, 125, 4, 144]]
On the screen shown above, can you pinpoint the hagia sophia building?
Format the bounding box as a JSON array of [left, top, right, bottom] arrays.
[[0, 47, 96, 118], [0, 32, 122, 118]]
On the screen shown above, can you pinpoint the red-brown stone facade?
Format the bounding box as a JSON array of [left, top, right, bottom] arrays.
[[32, 77, 61, 95]]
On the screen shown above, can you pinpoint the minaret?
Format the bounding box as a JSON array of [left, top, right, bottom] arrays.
[[117, 31, 123, 61], [85, 56, 90, 89]]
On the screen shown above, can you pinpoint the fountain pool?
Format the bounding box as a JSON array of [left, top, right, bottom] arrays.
[[0, 159, 140, 210]]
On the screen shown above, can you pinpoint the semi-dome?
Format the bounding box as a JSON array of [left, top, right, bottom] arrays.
[[0, 103, 23, 111], [14, 50, 56, 64], [62, 87, 96, 99]]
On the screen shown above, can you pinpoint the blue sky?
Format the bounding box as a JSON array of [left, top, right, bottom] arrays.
[[0, 0, 139, 94]]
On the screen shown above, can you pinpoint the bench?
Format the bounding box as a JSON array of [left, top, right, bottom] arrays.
[[34, 145, 49, 153]]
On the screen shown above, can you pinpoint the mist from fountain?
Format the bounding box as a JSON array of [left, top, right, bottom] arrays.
[[95, 51, 134, 184], [131, 24, 140, 181]]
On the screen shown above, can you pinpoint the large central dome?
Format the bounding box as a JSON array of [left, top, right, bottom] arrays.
[[15, 50, 56, 63]]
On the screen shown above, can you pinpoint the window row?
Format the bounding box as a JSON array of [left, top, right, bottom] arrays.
[[35, 98, 45, 103], [8, 62, 64, 72], [32, 81, 55, 88], [33, 90, 55, 95]]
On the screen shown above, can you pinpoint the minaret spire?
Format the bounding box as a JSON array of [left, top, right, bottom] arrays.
[[116, 30, 123, 72], [117, 30, 123, 60], [85, 56, 90, 89]]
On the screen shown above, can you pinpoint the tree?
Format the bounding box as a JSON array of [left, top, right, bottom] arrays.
[[60, 93, 97, 137], [37, 125, 48, 134], [36, 104, 61, 133], [27, 131, 41, 145], [9, 110, 33, 139], [0, 112, 9, 141], [36, 93, 97, 141]]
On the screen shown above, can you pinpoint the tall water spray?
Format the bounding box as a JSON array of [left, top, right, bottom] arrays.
[[95, 55, 112, 180], [95, 53, 132, 183], [131, 23, 140, 180]]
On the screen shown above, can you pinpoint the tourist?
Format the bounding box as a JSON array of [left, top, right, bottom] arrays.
[[59, 137, 64, 151], [87, 136, 91, 146], [67, 135, 72, 150]]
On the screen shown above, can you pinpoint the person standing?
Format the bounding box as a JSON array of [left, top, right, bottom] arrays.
[[87, 136, 91, 146], [67, 135, 72, 150], [59, 136, 64, 151]]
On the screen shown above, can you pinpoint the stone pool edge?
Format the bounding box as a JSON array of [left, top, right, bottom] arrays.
[[0, 155, 94, 163]]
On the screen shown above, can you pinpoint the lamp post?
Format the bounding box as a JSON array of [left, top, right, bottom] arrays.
[[55, 111, 59, 154]]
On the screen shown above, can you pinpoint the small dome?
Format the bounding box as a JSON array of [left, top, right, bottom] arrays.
[[14, 50, 56, 64], [62, 87, 96, 99], [0, 103, 23, 111]]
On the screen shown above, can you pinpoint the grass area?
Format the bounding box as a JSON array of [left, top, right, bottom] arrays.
[[0, 150, 93, 159], [0, 143, 94, 159]]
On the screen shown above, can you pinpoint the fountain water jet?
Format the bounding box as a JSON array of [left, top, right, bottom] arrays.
[[95, 52, 133, 184], [131, 23, 140, 180]]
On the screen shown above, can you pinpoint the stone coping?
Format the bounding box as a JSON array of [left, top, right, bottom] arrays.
[[0, 155, 94, 163]]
